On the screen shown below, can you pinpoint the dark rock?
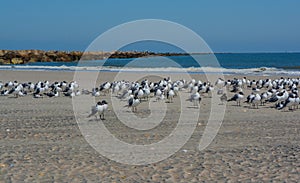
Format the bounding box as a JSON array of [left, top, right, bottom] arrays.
[[0, 50, 187, 64]]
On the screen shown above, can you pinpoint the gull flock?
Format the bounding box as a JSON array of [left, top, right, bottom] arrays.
[[1, 76, 300, 120]]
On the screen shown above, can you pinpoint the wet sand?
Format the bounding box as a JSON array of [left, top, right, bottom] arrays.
[[0, 70, 299, 182]]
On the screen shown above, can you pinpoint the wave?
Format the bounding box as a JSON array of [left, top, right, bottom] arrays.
[[0, 65, 299, 76]]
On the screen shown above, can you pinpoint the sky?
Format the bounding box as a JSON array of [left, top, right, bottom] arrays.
[[0, 0, 299, 52]]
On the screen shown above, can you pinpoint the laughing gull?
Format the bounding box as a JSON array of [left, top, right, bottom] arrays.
[[88, 101, 105, 120], [127, 95, 140, 112], [188, 91, 201, 108], [167, 89, 175, 103], [250, 93, 262, 109], [228, 92, 244, 106]]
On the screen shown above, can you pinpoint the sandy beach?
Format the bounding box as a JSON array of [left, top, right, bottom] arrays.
[[0, 70, 299, 182]]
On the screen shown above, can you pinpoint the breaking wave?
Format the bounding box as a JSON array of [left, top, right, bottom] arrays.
[[0, 64, 299, 76]]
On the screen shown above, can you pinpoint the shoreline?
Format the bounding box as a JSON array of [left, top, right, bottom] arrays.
[[0, 66, 297, 77]]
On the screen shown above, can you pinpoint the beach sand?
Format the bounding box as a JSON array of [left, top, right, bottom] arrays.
[[0, 70, 299, 182]]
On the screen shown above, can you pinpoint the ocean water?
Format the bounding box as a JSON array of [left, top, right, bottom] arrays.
[[1, 53, 300, 76]]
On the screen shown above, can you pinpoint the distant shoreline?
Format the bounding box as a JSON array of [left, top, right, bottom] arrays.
[[0, 50, 191, 65]]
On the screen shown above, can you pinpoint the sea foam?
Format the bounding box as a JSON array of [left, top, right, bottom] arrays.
[[0, 65, 298, 76]]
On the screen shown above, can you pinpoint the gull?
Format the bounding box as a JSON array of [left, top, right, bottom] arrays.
[[277, 95, 296, 111], [127, 95, 140, 112], [228, 92, 244, 106], [4, 81, 14, 89], [0, 90, 9, 96], [230, 85, 243, 93], [188, 91, 201, 108], [205, 84, 214, 97], [250, 93, 262, 109], [176, 80, 185, 91], [137, 88, 144, 101], [242, 77, 247, 88], [244, 93, 255, 106], [92, 88, 100, 97], [155, 89, 164, 101], [198, 83, 207, 94], [112, 82, 120, 95], [100, 100, 108, 120], [267, 90, 289, 105], [88, 101, 105, 120], [167, 89, 175, 103], [260, 91, 272, 105], [100, 82, 111, 95], [172, 84, 179, 96], [9, 84, 23, 98], [191, 85, 199, 94], [215, 78, 225, 89], [143, 87, 151, 101]]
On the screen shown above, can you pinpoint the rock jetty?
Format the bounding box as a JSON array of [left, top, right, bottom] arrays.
[[0, 50, 186, 65]]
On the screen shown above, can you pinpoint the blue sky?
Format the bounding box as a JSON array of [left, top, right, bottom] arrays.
[[0, 0, 299, 52]]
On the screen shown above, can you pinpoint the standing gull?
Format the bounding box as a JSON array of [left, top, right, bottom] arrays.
[[228, 92, 244, 106]]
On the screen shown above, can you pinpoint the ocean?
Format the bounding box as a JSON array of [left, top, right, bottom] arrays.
[[1, 53, 300, 76]]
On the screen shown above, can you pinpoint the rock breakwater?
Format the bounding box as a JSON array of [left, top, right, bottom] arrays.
[[0, 50, 186, 64]]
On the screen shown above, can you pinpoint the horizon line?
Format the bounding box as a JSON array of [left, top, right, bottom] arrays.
[[1, 49, 300, 54]]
